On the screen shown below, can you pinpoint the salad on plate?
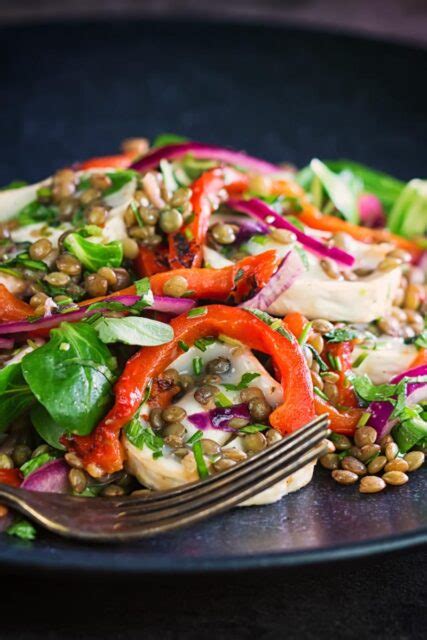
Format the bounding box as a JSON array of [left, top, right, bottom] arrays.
[[0, 135, 425, 540]]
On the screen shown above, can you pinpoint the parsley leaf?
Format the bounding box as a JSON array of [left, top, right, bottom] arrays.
[[223, 372, 260, 391], [324, 328, 359, 343], [125, 419, 164, 459], [7, 518, 36, 541]]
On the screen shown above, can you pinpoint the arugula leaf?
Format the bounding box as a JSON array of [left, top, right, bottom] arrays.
[[0, 362, 36, 432], [152, 133, 189, 148], [324, 328, 359, 343], [64, 233, 123, 272], [6, 518, 36, 541], [30, 404, 65, 450], [17, 201, 58, 226], [20, 452, 57, 477], [223, 372, 260, 391], [94, 316, 173, 347], [22, 322, 117, 436]]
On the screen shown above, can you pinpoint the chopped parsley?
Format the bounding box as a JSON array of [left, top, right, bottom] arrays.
[[193, 440, 209, 479], [6, 518, 36, 541], [178, 340, 190, 352], [239, 424, 268, 434], [223, 372, 260, 391], [192, 356, 204, 376], [187, 307, 207, 318], [194, 337, 216, 352], [324, 328, 359, 343], [186, 430, 203, 446], [125, 419, 163, 459], [214, 392, 233, 408], [248, 309, 294, 341], [298, 321, 313, 346]]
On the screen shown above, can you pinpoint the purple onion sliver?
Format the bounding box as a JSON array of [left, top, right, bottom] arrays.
[[188, 403, 250, 433], [131, 142, 279, 175], [227, 198, 355, 267], [21, 459, 70, 494], [358, 193, 386, 228]]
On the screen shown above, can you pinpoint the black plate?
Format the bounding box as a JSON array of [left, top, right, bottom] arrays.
[[0, 20, 426, 573]]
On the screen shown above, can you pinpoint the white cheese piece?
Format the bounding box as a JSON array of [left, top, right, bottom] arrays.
[[351, 338, 418, 384], [0, 180, 48, 223], [123, 340, 314, 506]]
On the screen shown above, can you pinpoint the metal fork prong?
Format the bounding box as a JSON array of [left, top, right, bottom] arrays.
[[114, 424, 328, 526], [111, 440, 327, 539], [117, 415, 328, 513]]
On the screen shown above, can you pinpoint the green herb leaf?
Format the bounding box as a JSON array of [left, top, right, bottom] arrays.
[[134, 277, 154, 307], [192, 357, 203, 376], [6, 518, 36, 541], [94, 316, 173, 347], [30, 404, 66, 450], [0, 362, 36, 432], [194, 337, 215, 352], [1, 180, 28, 190], [152, 133, 189, 148], [20, 452, 57, 477], [214, 392, 232, 408], [64, 233, 123, 272], [223, 372, 260, 391], [125, 419, 164, 458], [178, 340, 189, 352], [238, 424, 268, 434], [186, 430, 203, 445], [298, 321, 313, 346], [22, 322, 117, 436], [17, 201, 58, 226], [324, 328, 359, 343], [187, 307, 207, 319], [352, 374, 397, 403]]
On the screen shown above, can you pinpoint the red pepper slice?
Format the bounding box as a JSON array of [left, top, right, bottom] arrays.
[[75, 151, 136, 171], [68, 305, 315, 475], [168, 168, 249, 269], [324, 340, 358, 408], [0, 285, 33, 322], [134, 246, 170, 277], [314, 398, 363, 435], [0, 468, 23, 488]]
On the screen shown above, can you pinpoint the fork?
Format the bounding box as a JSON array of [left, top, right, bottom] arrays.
[[0, 415, 329, 542]]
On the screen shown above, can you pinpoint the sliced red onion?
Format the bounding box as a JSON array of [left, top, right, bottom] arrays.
[[358, 194, 386, 228], [21, 459, 69, 494], [235, 218, 270, 242], [0, 337, 14, 349], [369, 365, 427, 441], [227, 198, 355, 267], [131, 142, 279, 175], [188, 403, 250, 432], [241, 250, 303, 311], [0, 295, 194, 336]]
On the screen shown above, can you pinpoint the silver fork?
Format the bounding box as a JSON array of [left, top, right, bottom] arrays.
[[0, 415, 328, 542]]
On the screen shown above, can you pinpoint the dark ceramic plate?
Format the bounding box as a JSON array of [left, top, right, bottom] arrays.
[[0, 20, 426, 574]]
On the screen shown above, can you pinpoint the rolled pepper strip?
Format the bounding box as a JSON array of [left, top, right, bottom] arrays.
[[74, 151, 136, 170], [0, 468, 23, 488], [68, 305, 315, 475], [168, 167, 249, 269]]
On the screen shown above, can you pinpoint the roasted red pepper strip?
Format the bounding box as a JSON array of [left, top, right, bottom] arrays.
[[168, 167, 249, 269], [68, 305, 315, 475], [80, 250, 280, 308], [75, 151, 136, 171], [314, 398, 363, 436], [0, 468, 23, 488], [0, 284, 33, 322], [324, 340, 358, 408], [133, 245, 170, 277]]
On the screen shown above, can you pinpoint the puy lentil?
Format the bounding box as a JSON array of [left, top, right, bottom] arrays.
[[31, 444, 50, 458], [11, 444, 31, 467], [321, 371, 340, 384], [194, 385, 219, 405], [162, 422, 186, 447], [149, 408, 164, 431], [69, 468, 87, 493], [228, 417, 250, 429], [384, 458, 409, 473], [222, 448, 247, 462], [354, 426, 377, 448], [89, 173, 112, 191], [87, 205, 107, 226], [200, 439, 221, 456], [312, 318, 334, 334], [404, 451, 425, 471], [101, 484, 126, 497], [121, 237, 140, 260], [29, 292, 48, 308], [97, 266, 117, 286], [331, 470, 358, 485], [29, 238, 52, 260], [79, 187, 100, 206], [121, 137, 149, 156], [0, 454, 13, 469], [385, 442, 399, 461], [266, 429, 282, 446], [44, 271, 71, 287], [178, 374, 194, 392], [320, 258, 341, 279], [200, 374, 222, 385], [243, 431, 267, 453], [378, 257, 402, 271], [161, 405, 187, 423], [214, 458, 236, 472], [367, 455, 387, 474], [382, 470, 409, 486], [248, 397, 271, 422], [359, 476, 386, 494], [323, 382, 339, 404], [320, 453, 340, 470], [206, 357, 232, 375], [139, 206, 159, 226], [341, 456, 367, 476], [159, 209, 183, 234], [358, 444, 381, 463], [85, 273, 108, 297], [307, 333, 324, 354], [330, 434, 352, 451], [162, 368, 180, 386], [269, 228, 296, 244], [56, 253, 82, 276], [64, 451, 84, 469], [240, 387, 264, 403], [211, 223, 237, 245], [379, 434, 394, 450]]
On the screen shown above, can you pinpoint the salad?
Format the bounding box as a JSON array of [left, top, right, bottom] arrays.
[[0, 135, 426, 540]]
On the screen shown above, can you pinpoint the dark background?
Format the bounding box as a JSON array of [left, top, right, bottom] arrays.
[[1, 8, 427, 640]]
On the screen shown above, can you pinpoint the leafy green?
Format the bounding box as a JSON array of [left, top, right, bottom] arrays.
[[0, 362, 36, 432], [393, 417, 427, 454], [152, 133, 189, 148], [415, 331, 427, 349], [125, 419, 163, 458], [30, 404, 65, 450], [352, 375, 398, 403], [22, 322, 117, 436], [94, 316, 174, 347], [20, 452, 57, 477], [78, 170, 137, 196], [239, 424, 268, 434], [0, 252, 48, 273], [63, 233, 123, 272], [187, 307, 207, 318], [309, 159, 360, 223], [6, 518, 36, 541], [1, 180, 27, 190], [223, 372, 260, 391], [248, 309, 294, 342], [17, 201, 58, 226], [134, 277, 154, 307], [388, 179, 427, 239], [324, 328, 359, 343]]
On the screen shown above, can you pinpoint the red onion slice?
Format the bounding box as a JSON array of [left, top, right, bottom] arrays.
[[227, 198, 355, 267], [188, 403, 250, 432], [358, 193, 386, 228], [131, 142, 279, 175], [21, 459, 69, 494], [0, 295, 194, 336], [241, 250, 304, 311]]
